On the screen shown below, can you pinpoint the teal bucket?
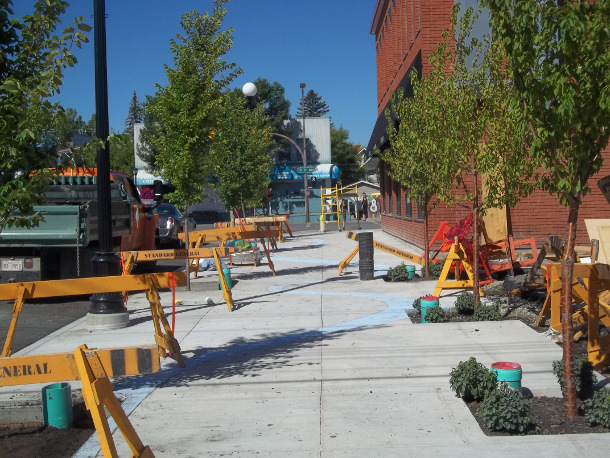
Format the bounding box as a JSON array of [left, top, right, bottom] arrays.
[[420, 295, 439, 323], [491, 362, 522, 391], [406, 265, 416, 279], [219, 268, 232, 289], [42, 382, 73, 428]]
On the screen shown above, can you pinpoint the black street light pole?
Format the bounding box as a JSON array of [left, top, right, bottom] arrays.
[[88, 0, 128, 328], [300, 83, 310, 224]]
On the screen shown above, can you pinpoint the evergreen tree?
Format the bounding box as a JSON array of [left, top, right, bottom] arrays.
[[124, 91, 144, 134], [296, 90, 329, 117]]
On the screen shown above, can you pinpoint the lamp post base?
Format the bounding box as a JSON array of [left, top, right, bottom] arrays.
[[88, 251, 128, 330], [86, 310, 129, 330]]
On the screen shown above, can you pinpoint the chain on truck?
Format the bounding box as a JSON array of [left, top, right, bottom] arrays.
[[0, 168, 158, 283]]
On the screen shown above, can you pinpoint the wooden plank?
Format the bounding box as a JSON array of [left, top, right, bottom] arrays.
[[0, 272, 187, 301], [584, 219, 610, 264]]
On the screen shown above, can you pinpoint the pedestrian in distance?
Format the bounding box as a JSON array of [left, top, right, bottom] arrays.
[[360, 192, 369, 221]]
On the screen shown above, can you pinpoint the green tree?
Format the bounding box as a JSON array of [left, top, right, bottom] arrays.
[[211, 90, 273, 214], [384, 5, 536, 283], [78, 133, 134, 175], [138, 95, 162, 174], [331, 126, 363, 185], [296, 89, 329, 117], [483, 0, 610, 418], [144, 0, 241, 208], [384, 77, 451, 277], [238, 78, 291, 132], [124, 90, 144, 134], [0, 0, 90, 230], [40, 107, 87, 152], [84, 113, 96, 137]]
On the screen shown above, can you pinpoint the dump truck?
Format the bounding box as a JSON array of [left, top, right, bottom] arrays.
[[0, 168, 157, 282]]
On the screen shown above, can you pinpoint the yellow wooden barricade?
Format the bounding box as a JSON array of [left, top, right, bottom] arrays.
[[432, 240, 484, 298], [178, 229, 280, 275], [0, 273, 189, 362], [0, 344, 159, 457], [536, 262, 610, 336]]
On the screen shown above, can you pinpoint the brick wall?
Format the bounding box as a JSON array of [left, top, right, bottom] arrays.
[[374, 0, 454, 114], [381, 146, 610, 251]]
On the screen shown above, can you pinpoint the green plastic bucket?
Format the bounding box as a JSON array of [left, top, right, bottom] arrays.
[[406, 265, 416, 279], [42, 382, 73, 428], [491, 362, 522, 391], [420, 295, 439, 323], [219, 268, 232, 289]]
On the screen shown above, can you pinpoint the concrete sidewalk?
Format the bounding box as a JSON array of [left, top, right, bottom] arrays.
[[2, 224, 609, 456]]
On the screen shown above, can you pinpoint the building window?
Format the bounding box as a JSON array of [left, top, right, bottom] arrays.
[[404, 189, 412, 219], [416, 196, 425, 221], [395, 181, 401, 217], [388, 178, 393, 214]]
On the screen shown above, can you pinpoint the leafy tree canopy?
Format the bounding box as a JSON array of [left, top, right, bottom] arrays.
[[235, 78, 291, 132], [144, 0, 241, 207], [330, 126, 363, 185], [211, 89, 274, 210], [296, 89, 329, 117], [0, 0, 90, 230], [483, 0, 610, 418]]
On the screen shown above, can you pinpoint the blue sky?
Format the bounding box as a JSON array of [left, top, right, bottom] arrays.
[[13, 0, 378, 147]]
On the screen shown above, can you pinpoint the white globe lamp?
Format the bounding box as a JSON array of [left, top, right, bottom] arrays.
[[242, 82, 257, 97]]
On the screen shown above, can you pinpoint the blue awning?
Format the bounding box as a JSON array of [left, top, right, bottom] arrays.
[[270, 164, 339, 181]]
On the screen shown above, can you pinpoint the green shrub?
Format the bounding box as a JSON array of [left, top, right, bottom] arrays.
[[455, 291, 475, 315], [552, 356, 597, 400], [473, 304, 502, 321], [423, 305, 449, 323], [412, 296, 422, 313], [582, 389, 610, 428], [421, 260, 444, 278], [449, 357, 498, 401], [387, 262, 409, 282], [479, 383, 532, 433]]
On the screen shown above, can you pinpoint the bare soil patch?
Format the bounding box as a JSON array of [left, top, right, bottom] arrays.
[[0, 401, 94, 457]]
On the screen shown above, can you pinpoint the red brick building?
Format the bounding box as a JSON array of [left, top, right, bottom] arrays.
[[367, 0, 610, 251]]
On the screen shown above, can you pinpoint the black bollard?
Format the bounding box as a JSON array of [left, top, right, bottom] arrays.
[[358, 232, 374, 280]]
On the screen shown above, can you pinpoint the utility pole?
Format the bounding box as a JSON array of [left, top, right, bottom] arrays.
[[300, 83, 310, 223]]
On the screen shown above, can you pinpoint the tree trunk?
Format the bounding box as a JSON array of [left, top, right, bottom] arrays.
[[473, 201, 480, 307], [505, 201, 515, 277], [561, 201, 579, 418], [424, 204, 430, 277]]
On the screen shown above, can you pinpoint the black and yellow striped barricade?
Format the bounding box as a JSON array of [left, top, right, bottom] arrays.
[[338, 231, 425, 276], [0, 273, 190, 363], [0, 344, 160, 457], [121, 246, 235, 278]]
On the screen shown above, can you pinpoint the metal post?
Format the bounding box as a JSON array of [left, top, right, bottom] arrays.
[[88, 0, 128, 328], [300, 83, 310, 224]]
